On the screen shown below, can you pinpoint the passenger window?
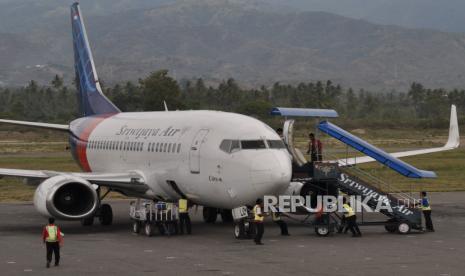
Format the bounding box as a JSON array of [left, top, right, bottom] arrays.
[[177, 143, 181, 153], [168, 143, 172, 153], [156, 143, 159, 152], [163, 143, 167, 152]]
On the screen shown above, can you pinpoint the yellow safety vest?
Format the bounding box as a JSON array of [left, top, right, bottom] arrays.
[[46, 225, 58, 242], [421, 197, 432, 211], [271, 212, 281, 221], [253, 205, 264, 222], [343, 204, 355, 218], [179, 199, 188, 213]]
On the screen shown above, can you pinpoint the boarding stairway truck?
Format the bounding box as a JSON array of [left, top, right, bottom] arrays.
[[130, 199, 179, 237], [270, 106, 459, 235]]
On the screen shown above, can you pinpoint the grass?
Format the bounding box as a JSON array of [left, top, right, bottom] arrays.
[[0, 128, 464, 202]]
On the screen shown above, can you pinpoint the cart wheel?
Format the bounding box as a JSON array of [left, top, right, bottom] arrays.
[[397, 222, 411, 234], [315, 226, 330, 237], [384, 225, 396, 233], [166, 223, 175, 236], [234, 222, 245, 239], [173, 221, 179, 235], [144, 222, 153, 237], [384, 218, 397, 233], [157, 223, 165, 235], [132, 221, 141, 234]]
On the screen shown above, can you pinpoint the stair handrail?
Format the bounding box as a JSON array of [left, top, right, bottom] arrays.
[[324, 152, 418, 204]]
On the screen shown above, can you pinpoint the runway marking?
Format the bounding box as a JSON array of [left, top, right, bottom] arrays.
[[143, 249, 153, 253], [24, 269, 32, 272], [166, 256, 176, 259], [7, 261, 16, 264]]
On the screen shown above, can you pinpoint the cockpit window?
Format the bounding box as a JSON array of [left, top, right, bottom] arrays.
[[241, 140, 266, 149], [220, 140, 231, 153], [267, 140, 286, 149], [220, 139, 241, 153]]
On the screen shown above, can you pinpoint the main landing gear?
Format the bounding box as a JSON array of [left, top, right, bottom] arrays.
[[202, 207, 234, 224], [81, 187, 113, 226]]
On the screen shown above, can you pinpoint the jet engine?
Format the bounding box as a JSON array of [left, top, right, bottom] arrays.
[[33, 175, 99, 220]]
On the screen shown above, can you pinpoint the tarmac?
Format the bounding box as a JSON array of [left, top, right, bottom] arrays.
[[1, 192, 465, 276]]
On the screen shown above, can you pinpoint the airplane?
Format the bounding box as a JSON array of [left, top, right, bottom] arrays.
[[0, 3, 459, 227]]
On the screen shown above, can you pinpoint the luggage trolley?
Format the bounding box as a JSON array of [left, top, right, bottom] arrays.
[[130, 199, 179, 237]]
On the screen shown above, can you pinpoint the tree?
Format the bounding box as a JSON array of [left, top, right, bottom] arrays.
[[51, 75, 63, 90], [139, 70, 183, 111]]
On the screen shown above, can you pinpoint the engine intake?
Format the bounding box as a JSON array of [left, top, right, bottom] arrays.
[[34, 175, 98, 220]]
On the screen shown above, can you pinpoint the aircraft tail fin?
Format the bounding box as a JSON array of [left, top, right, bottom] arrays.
[[71, 3, 120, 117]]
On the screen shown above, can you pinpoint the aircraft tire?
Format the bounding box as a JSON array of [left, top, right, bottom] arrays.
[[81, 216, 94, 226], [203, 207, 218, 223], [220, 209, 234, 223], [99, 204, 113, 226]]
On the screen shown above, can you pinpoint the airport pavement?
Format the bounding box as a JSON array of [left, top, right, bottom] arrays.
[[1, 192, 465, 276]]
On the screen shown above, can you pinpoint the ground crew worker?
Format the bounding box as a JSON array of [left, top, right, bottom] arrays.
[[342, 198, 361, 237], [253, 198, 265, 245], [271, 208, 289, 236], [420, 191, 434, 232], [178, 197, 191, 234], [42, 217, 63, 268], [276, 128, 284, 139], [307, 133, 323, 162]]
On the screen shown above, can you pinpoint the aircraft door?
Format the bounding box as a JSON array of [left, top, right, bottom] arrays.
[[283, 120, 307, 166], [189, 129, 209, 174]]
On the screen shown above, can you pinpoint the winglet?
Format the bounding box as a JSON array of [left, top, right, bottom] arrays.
[[445, 104, 460, 148]]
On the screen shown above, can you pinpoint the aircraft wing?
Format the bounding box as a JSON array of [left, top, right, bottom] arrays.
[[0, 168, 148, 192], [336, 105, 460, 166]]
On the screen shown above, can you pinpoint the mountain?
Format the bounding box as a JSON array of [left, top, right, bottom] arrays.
[[1, 0, 465, 91], [270, 0, 465, 34]]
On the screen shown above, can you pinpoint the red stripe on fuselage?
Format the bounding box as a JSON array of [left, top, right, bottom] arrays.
[[76, 114, 116, 172]]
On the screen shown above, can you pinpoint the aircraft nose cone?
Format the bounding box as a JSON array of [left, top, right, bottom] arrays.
[[250, 151, 292, 195]]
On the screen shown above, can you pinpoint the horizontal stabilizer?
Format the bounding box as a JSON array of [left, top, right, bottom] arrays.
[[334, 105, 460, 166], [319, 121, 437, 178], [0, 119, 68, 131]]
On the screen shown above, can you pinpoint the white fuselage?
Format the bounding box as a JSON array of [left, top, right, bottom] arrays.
[[72, 110, 292, 209]]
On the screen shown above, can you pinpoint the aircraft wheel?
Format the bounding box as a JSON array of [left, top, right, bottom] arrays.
[[203, 207, 218, 223], [99, 204, 113, 226], [220, 209, 234, 223], [81, 216, 94, 226]]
